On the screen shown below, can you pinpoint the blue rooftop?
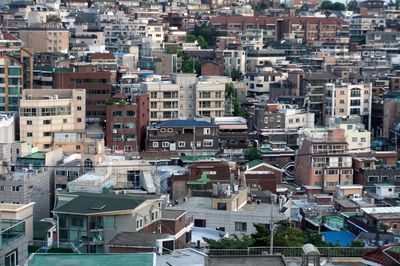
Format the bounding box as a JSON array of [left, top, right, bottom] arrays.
[[321, 231, 356, 247], [156, 120, 215, 128]]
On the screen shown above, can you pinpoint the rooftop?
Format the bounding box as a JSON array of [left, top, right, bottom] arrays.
[[154, 120, 216, 128], [107, 232, 170, 247], [27, 253, 154, 266], [54, 192, 159, 215]]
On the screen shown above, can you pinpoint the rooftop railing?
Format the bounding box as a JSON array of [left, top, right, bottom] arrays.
[[206, 246, 374, 258], [1, 219, 25, 245]]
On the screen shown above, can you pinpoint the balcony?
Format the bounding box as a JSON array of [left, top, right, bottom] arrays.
[[1, 219, 25, 245]]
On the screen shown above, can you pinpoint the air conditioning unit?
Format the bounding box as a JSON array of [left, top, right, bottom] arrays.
[[54, 95, 58, 100], [112, 129, 117, 134], [48, 96, 53, 100]]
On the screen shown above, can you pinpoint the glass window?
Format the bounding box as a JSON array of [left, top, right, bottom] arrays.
[[105, 216, 116, 229], [235, 222, 247, 232]]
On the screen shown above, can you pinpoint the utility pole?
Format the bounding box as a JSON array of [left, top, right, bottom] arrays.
[[269, 202, 274, 255]]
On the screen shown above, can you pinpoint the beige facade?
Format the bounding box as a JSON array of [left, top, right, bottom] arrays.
[[19, 89, 85, 151], [195, 76, 228, 118], [324, 82, 372, 129], [20, 28, 69, 54]]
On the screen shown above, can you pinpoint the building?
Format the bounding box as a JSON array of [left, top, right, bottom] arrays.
[[0, 167, 50, 220], [244, 69, 286, 98], [0, 112, 15, 144], [361, 207, 400, 235], [143, 74, 230, 121], [105, 94, 149, 153], [0, 202, 35, 266], [295, 128, 353, 193], [146, 120, 220, 156], [19, 26, 70, 54], [324, 82, 372, 129], [53, 192, 164, 253], [19, 89, 85, 151], [52, 66, 114, 123], [245, 160, 284, 193], [167, 188, 290, 235]]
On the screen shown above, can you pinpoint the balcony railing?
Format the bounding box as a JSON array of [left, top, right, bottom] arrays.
[[206, 246, 373, 257], [1, 219, 25, 245]]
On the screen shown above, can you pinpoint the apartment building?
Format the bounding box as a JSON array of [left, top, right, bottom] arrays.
[[254, 103, 315, 131], [143, 74, 230, 121], [324, 82, 372, 129], [20, 25, 70, 54], [0, 202, 35, 266], [195, 76, 227, 118], [52, 66, 114, 123], [146, 120, 219, 156], [105, 94, 149, 153], [53, 192, 164, 253], [19, 89, 85, 151], [0, 112, 15, 144], [0, 49, 33, 112], [244, 68, 286, 98], [0, 167, 50, 220], [349, 15, 386, 44], [294, 128, 353, 193]]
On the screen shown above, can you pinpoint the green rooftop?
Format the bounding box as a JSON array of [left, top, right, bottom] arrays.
[[180, 155, 213, 162], [187, 174, 211, 185], [246, 159, 264, 169], [54, 192, 159, 215], [27, 253, 154, 266], [21, 151, 46, 159]]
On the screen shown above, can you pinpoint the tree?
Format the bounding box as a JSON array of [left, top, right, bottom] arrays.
[[181, 59, 201, 75], [204, 234, 254, 249], [347, 0, 358, 11], [192, 25, 227, 47], [232, 98, 247, 117], [350, 240, 365, 247], [320, 0, 345, 10], [230, 69, 242, 81], [244, 147, 262, 161], [186, 34, 197, 43], [225, 83, 236, 99], [197, 35, 208, 49]]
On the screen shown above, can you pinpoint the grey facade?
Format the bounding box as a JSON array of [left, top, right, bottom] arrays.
[[146, 120, 220, 155], [0, 169, 50, 220]]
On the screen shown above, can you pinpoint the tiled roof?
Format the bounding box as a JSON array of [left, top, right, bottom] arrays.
[[362, 244, 400, 265], [88, 52, 115, 60]]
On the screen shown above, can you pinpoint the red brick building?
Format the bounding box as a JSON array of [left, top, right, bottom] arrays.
[[53, 65, 115, 123], [105, 94, 149, 152]]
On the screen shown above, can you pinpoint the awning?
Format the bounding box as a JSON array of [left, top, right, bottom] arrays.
[[219, 124, 248, 130]]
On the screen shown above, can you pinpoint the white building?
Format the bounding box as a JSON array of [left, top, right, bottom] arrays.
[[0, 112, 15, 144]]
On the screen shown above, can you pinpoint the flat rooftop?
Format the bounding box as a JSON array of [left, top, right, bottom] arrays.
[[27, 253, 154, 266], [156, 249, 206, 266]]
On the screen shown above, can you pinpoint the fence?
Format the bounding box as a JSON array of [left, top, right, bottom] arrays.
[[206, 246, 374, 258]]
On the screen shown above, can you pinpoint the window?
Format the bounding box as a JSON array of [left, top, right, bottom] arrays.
[[178, 141, 185, 148], [43, 132, 51, 137], [136, 217, 144, 229], [84, 159, 93, 172], [339, 100, 345, 104], [194, 219, 206, 227], [361, 137, 366, 142], [77, 96, 82, 100], [77, 118, 82, 123], [314, 170, 322, 175], [204, 128, 211, 134], [43, 120, 51, 125], [167, 128, 173, 132], [105, 216, 116, 229], [44, 144, 51, 149], [204, 140, 213, 147], [27, 120, 32, 125], [151, 210, 159, 221], [196, 141, 201, 147], [152, 142, 159, 148], [63, 119, 67, 123], [217, 202, 227, 210], [352, 137, 357, 142], [12, 186, 19, 192], [76, 145, 80, 150], [27, 132, 32, 137], [235, 222, 247, 232], [0, 186, 4, 191], [162, 142, 169, 148], [5, 249, 18, 266], [77, 106, 82, 111]]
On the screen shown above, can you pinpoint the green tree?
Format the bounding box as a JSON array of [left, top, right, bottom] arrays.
[[347, 0, 358, 11], [349, 240, 365, 247], [186, 34, 197, 43], [244, 147, 262, 161], [193, 25, 227, 47], [181, 59, 201, 75], [197, 35, 208, 49], [225, 83, 236, 99], [320, 0, 345, 10], [232, 98, 247, 117], [204, 234, 254, 249], [230, 69, 242, 81]]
